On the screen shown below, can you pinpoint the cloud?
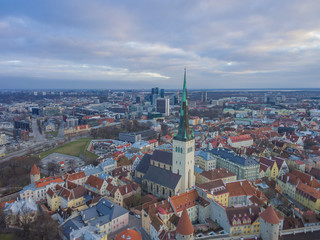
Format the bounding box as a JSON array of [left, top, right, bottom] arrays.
[[0, 0, 320, 89]]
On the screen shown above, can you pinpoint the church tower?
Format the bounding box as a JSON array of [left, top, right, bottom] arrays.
[[172, 69, 195, 193]]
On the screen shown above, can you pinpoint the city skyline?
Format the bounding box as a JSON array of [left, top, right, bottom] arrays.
[[1, 0, 320, 89]]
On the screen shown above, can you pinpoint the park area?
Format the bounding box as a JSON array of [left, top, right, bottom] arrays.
[[39, 138, 98, 161]]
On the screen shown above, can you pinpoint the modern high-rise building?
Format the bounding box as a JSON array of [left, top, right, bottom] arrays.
[[201, 91, 207, 102], [160, 89, 165, 98], [151, 87, 159, 106], [156, 97, 170, 116]]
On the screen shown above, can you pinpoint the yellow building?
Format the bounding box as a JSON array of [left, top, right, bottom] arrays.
[[47, 188, 60, 211], [196, 180, 229, 207], [295, 182, 320, 212], [277, 173, 299, 199], [226, 205, 260, 236], [46, 185, 87, 211], [259, 157, 279, 180]]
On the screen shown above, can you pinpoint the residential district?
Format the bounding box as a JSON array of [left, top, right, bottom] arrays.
[[1, 71, 320, 240]]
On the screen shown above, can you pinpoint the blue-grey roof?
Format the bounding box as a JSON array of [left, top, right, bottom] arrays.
[[61, 215, 84, 239], [99, 158, 116, 167], [84, 166, 103, 176], [210, 148, 259, 166], [150, 150, 172, 165], [80, 198, 128, 226], [195, 150, 214, 161], [194, 165, 204, 174], [143, 165, 181, 189], [135, 153, 151, 174]]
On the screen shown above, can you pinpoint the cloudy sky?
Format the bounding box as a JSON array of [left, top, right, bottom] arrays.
[[1, 0, 320, 89]]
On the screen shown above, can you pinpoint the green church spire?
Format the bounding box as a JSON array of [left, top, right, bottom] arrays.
[[174, 68, 194, 141]]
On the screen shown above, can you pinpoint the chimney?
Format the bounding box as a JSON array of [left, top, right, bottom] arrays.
[[240, 182, 243, 186], [287, 176, 290, 182], [249, 208, 252, 214]]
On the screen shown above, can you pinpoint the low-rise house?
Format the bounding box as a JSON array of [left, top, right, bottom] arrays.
[[112, 182, 140, 207], [3, 198, 38, 227], [226, 205, 261, 236], [226, 180, 266, 207], [199, 168, 237, 184], [61, 198, 129, 239], [47, 184, 89, 211], [99, 158, 117, 173], [84, 175, 108, 196], [65, 171, 87, 186], [295, 182, 320, 212], [227, 134, 253, 148], [196, 179, 229, 207], [259, 157, 279, 180], [20, 175, 64, 202]]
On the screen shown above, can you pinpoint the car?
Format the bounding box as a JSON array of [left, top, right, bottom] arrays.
[[129, 212, 134, 215], [135, 214, 141, 219]]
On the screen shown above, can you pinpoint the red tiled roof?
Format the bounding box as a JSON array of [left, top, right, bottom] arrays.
[[176, 208, 194, 236], [85, 175, 104, 190], [30, 164, 40, 175], [226, 180, 256, 197], [229, 134, 253, 143], [67, 171, 86, 181], [200, 168, 236, 181], [260, 206, 280, 224]]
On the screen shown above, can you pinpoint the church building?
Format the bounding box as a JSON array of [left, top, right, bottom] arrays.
[[135, 69, 195, 198]]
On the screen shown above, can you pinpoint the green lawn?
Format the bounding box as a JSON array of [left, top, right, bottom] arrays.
[[0, 233, 17, 240], [46, 130, 58, 139], [39, 138, 98, 161]]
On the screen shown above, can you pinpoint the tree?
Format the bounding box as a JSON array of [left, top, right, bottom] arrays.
[[161, 124, 170, 136], [117, 156, 131, 167], [47, 162, 60, 175]]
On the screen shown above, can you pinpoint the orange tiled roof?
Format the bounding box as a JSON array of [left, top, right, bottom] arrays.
[[260, 206, 280, 224], [296, 182, 320, 201], [169, 189, 198, 213], [30, 164, 40, 175], [34, 175, 63, 189], [116, 229, 142, 240], [176, 208, 194, 236]]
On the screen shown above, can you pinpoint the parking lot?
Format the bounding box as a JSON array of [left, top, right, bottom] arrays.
[[41, 152, 85, 175]]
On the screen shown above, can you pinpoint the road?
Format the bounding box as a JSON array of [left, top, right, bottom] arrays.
[[0, 117, 68, 163], [56, 117, 65, 139], [31, 117, 46, 143]]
